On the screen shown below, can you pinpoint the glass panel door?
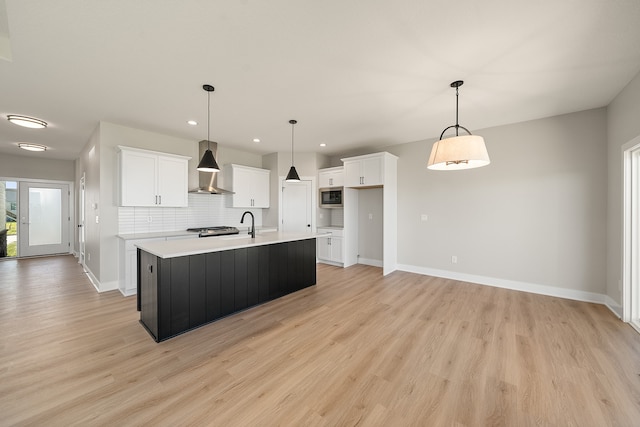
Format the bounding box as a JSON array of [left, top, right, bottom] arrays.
[[18, 182, 70, 257]]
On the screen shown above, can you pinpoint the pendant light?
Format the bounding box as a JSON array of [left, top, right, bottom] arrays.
[[285, 119, 301, 182], [427, 80, 490, 170], [196, 84, 220, 172]]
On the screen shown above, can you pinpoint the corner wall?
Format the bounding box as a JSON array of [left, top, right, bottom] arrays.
[[606, 70, 640, 310], [385, 108, 608, 300]]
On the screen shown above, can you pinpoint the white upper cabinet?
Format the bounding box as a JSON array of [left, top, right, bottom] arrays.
[[342, 153, 385, 188], [118, 146, 191, 207], [225, 164, 270, 208], [318, 166, 344, 188]]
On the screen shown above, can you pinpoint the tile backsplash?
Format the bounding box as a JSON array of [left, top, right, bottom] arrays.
[[118, 194, 263, 234]]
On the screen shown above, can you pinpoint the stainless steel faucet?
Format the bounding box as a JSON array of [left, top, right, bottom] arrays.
[[240, 211, 255, 238]]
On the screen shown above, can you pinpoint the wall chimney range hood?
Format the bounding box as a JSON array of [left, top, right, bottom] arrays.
[[189, 140, 233, 194]]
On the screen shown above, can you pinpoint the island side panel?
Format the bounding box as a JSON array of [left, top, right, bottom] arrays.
[[304, 238, 317, 287], [139, 250, 158, 339]]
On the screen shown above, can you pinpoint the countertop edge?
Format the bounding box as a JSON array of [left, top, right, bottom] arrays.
[[135, 231, 329, 259]]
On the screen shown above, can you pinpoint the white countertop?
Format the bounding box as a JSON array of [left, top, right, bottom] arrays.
[[117, 230, 196, 240], [117, 226, 278, 241], [135, 231, 328, 259]]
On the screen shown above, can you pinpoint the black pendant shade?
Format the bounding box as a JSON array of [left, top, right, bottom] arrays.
[[197, 148, 220, 172], [286, 165, 300, 181], [197, 84, 220, 172], [285, 119, 301, 182]]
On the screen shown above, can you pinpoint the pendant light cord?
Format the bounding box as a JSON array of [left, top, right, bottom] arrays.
[[291, 122, 295, 165], [207, 90, 211, 150], [455, 85, 459, 137]]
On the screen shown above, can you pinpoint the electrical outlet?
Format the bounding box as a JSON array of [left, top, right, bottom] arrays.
[[421, 214, 428, 222], [88, 253, 91, 261], [95, 215, 99, 224], [451, 256, 457, 264], [368, 213, 373, 220]]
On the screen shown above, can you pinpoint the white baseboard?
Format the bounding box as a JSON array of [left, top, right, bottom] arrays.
[[83, 266, 118, 293], [604, 295, 622, 318], [397, 264, 608, 306], [119, 288, 136, 297], [359, 257, 383, 268]]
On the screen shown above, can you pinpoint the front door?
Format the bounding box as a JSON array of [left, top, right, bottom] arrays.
[[18, 182, 70, 257]]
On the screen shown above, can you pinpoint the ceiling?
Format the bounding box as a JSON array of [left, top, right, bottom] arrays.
[[1, 0, 640, 161]]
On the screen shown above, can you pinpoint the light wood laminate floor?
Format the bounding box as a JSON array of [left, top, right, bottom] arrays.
[[2, 255, 640, 426]]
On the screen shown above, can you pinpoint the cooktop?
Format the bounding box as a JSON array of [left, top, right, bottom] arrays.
[[186, 226, 240, 237]]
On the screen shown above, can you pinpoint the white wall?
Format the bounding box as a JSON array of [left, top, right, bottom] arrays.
[[0, 153, 75, 182], [383, 108, 608, 297], [358, 188, 383, 264], [607, 70, 640, 309]]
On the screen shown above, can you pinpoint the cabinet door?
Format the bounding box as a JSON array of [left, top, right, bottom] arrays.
[[318, 171, 332, 188], [230, 166, 270, 208], [317, 236, 330, 260], [157, 155, 188, 207], [362, 156, 383, 186], [344, 161, 362, 187], [231, 166, 254, 207], [120, 150, 157, 206], [330, 170, 344, 187], [330, 236, 343, 263], [252, 170, 270, 208]]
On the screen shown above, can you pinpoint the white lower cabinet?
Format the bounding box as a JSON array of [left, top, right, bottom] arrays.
[[119, 235, 198, 296], [317, 227, 344, 265]]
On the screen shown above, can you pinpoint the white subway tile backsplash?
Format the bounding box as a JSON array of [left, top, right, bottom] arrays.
[[118, 194, 264, 234]]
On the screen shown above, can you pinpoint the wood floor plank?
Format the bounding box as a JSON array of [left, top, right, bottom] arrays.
[[2, 255, 640, 426]]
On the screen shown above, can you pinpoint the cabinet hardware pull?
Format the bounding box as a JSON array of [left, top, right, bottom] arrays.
[[148, 265, 153, 273]]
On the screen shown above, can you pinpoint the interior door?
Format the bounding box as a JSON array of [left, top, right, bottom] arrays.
[[281, 180, 312, 233], [18, 182, 70, 257]]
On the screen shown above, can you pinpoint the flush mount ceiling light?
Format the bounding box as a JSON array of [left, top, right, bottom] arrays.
[[427, 80, 490, 171], [285, 119, 301, 182], [7, 115, 48, 129], [187, 120, 198, 126], [196, 84, 220, 172], [18, 143, 47, 152]]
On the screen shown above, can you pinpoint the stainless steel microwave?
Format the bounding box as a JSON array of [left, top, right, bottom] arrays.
[[319, 187, 343, 208]]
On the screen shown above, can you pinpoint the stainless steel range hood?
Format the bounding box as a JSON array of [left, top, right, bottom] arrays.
[[189, 140, 234, 194]]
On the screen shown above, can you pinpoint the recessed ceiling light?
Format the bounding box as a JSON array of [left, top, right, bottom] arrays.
[[187, 120, 198, 126], [253, 138, 261, 143], [320, 143, 326, 147], [18, 143, 47, 152], [8, 115, 48, 129]]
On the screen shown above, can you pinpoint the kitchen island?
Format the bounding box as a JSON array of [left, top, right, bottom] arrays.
[[135, 232, 322, 342]]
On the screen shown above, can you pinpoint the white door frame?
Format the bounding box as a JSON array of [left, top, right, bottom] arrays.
[[278, 176, 316, 233], [622, 134, 640, 329], [16, 179, 74, 258], [79, 174, 86, 270]]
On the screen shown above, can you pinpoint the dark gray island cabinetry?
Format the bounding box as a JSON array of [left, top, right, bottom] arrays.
[[136, 234, 317, 342]]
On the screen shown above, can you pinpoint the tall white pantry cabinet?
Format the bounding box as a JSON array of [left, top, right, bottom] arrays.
[[341, 152, 398, 276]]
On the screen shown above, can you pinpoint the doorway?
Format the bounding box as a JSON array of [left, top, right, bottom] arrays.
[[1, 181, 18, 258], [280, 179, 313, 233], [18, 182, 70, 257], [623, 135, 640, 331]]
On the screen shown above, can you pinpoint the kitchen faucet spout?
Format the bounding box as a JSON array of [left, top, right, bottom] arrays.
[[240, 211, 255, 239]]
